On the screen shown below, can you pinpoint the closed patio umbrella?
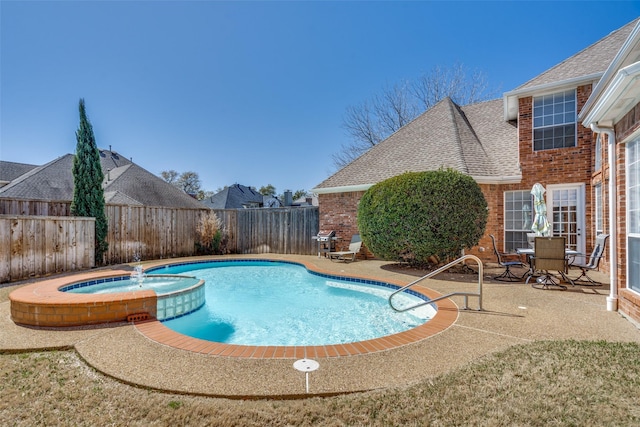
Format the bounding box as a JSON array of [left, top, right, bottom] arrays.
[[531, 183, 550, 236]]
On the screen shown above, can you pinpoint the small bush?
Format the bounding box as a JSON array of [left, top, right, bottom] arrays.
[[357, 169, 487, 266], [196, 211, 226, 255]]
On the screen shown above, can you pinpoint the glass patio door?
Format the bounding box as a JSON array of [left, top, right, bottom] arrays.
[[547, 184, 585, 254]]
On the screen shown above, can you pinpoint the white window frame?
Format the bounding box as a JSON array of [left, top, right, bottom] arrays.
[[595, 133, 602, 171], [626, 137, 640, 293], [594, 183, 603, 236], [504, 190, 533, 252], [533, 89, 577, 151]]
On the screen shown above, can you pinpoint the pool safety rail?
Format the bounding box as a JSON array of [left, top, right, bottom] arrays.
[[388, 255, 484, 312]]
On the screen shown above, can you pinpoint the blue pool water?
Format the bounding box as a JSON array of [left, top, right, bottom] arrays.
[[63, 275, 200, 296], [152, 260, 436, 346]]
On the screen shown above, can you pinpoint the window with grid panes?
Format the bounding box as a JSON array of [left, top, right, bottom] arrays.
[[504, 190, 534, 252], [533, 89, 576, 151], [594, 183, 603, 236], [595, 134, 602, 171], [627, 138, 640, 293]]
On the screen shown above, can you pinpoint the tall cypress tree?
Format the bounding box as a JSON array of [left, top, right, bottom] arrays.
[[71, 98, 108, 264]]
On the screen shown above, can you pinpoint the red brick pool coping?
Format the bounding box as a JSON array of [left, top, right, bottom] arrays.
[[9, 269, 157, 327], [9, 259, 458, 358]]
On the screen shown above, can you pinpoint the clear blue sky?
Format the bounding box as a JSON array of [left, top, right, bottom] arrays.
[[1, 1, 639, 195]]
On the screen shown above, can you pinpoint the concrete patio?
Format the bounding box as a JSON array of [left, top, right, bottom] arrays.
[[1, 254, 639, 399]]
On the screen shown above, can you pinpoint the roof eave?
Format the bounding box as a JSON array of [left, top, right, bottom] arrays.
[[472, 175, 522, 185], [312, 184, 374, 194], [581, 21, 640, 120], [503, 73, 604, 121], [312, 174, 522, 194], [580, 62, 640, 126]]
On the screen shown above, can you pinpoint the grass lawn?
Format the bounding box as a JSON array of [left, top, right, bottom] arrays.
[[2, 340, 639, 426]]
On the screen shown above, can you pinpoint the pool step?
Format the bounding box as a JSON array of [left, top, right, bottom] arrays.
[[127, 313, 150, 322]]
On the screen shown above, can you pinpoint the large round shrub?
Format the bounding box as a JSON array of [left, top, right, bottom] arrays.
[[357, 169, 487, 266]]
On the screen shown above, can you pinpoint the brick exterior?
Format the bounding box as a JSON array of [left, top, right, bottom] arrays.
[[319, 85, 598, 265], [318, 87, 640, 326], [318, 191, 372, 258], [612, 100, 640, 324]]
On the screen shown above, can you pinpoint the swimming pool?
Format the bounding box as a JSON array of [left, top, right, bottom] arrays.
[[150, 260, 436, 346]]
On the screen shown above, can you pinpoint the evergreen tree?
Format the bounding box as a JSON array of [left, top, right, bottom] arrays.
[[71, 99, 108, 264]]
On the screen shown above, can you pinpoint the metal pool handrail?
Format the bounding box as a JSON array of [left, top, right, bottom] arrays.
[[388, 254, 484, 312]]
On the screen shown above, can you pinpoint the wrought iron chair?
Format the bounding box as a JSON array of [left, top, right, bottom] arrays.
[[571, 234, 609, 286], [489, 234, 526, 281], [527, 236, 573, 289]]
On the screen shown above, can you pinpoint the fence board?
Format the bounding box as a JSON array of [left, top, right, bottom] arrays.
[[0, 215, 95, 283], [211, 207, 318, 255], [1, 199, 319, 281]]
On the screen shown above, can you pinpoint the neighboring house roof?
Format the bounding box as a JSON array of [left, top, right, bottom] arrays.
[[0, 155, 76, 200], [104, 190, 144, 206], [202, 184, 265, 209], [101, 163, 204, 208], [504, 18, 639, 120], [293, 195, 318, 206], [313, 97, 518, 193], [0, 161, 38, 186], [0, 149, 204, 209]]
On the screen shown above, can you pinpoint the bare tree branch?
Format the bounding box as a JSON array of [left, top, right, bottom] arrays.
[[335, 63, 499, 171], [160, 170, 179, 184], [374, 81, 419, 135]]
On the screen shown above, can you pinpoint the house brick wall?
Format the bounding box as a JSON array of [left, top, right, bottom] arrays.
[[612, 100, 640, 324], [318, 191, 373, 258], [517, 86, 595, 247], [317, 86, 600, 269]]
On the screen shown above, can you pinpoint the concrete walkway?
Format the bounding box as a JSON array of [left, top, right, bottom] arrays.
[[1, 254, 639, 398]]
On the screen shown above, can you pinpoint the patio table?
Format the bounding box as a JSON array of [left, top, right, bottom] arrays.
[[516, 247, 581, 286]]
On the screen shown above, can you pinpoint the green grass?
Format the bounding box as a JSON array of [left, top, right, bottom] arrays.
[[2, 340, 639, 426]]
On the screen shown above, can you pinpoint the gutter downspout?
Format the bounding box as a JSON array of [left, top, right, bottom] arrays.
[[591, 123, 618, 311]]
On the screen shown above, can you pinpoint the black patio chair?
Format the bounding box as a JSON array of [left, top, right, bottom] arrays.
[[489, 234, 526, 282], [572, 234, 609, 286]]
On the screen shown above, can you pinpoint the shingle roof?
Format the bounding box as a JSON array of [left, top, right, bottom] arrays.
[[504, 18, 640, 121], [313, 98, 518, 191], [0, 155, 76, 200], [201, 184, 264, 209], [517, 18, 638, 91], [0, 149, 204, 209], [0, 161, 38, 183], [102, 163, 204, 208]]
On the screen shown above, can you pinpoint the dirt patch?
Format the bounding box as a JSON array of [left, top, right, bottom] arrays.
[[381, 262, 529, 284], [382, 262, 476, 279]]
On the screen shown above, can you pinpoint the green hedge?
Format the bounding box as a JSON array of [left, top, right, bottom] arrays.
[[357, 169, 487, 266]]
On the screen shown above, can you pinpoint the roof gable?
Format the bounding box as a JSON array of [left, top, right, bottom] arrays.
[[580, 20, 640, 126], [519, 19, 638, 91], [505, 18, 639, 120], [313, 98, 518, 192], [202, 184, 264, 209], [103, 163, 204, 208]]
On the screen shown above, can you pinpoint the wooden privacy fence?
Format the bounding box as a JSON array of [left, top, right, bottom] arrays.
[[213, 207, 319, 255], [106, 206, 319, 263], [0, 199, 72, 216], [0, 215, 95, 283], [0, 199, 319, 280], [105, 205, 210, 264]]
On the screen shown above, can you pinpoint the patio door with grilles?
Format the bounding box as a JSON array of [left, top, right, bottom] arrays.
[[546, 184, 585, 254]]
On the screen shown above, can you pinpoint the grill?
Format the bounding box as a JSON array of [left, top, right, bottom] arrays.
[[313, 230, 336, 257]]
